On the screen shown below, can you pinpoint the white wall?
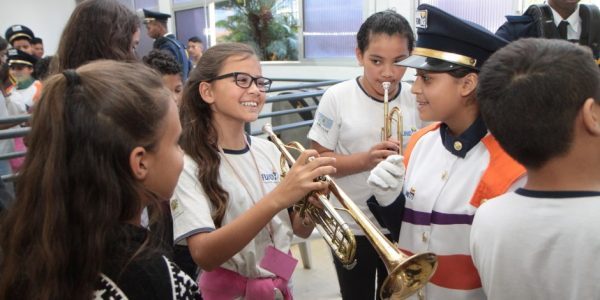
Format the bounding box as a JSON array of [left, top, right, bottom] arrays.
[[0, 0, 76, 55]]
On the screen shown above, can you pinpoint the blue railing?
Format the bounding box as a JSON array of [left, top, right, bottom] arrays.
[[0, 78, 340, 182]]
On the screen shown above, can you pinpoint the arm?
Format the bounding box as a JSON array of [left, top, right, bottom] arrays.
[[186, 150, 335, 271], [310, 139, 399, 177]]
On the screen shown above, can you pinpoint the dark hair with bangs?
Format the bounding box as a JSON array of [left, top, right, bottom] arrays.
[[356, 10, 415, 53]]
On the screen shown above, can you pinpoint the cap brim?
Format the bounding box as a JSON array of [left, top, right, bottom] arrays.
[[395, 55, 468, 72]]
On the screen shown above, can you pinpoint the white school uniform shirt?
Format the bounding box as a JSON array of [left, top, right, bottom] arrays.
[[307, 78, 422, 235], [471, 189, 600, 300], [171, 136, 294, 278]]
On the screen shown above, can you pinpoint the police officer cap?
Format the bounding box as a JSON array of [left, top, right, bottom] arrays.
[[7, 48, 37, 67], [397, 4, 508, 71], [5, 24, 35, 44], [143, 9, 171, 23]]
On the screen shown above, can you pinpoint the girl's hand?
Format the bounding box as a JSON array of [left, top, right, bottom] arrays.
[[273, 149, 336, 209], [363, 140, 400, 170]]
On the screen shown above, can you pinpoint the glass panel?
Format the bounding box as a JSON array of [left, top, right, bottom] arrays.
[[175, 7, 209, 47], [303, 0, 362, 58], [419, 0, 513, 33], [215, 0, 299, 61]]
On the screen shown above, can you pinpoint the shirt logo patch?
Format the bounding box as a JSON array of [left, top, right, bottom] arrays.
[[405, 187, 416, 201], [170, 198, 184, 218], [261, 171, 280, 183], [315, 112, 334, 133]]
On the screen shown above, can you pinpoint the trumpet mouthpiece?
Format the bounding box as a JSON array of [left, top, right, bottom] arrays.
[[382, 82, 391, 90], [262, 123, 273, 134]]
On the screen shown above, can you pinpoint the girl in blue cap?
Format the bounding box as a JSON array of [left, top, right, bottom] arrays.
[[367, 4, 526, 300]]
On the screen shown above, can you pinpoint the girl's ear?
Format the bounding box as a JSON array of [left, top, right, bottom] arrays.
[[459, 73, 478, 97], [199, 81, 215, 104], [130, 146, 148, 180], [355, 47, 364, 66]]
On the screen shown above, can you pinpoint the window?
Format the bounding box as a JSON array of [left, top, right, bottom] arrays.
[[302, 0, 363, 58], [418, 0, 513, 33], [175, 7, 209, 46], [214, 0, 300, 61]]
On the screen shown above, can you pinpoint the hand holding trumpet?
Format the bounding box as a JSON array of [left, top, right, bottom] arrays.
[[270, 149, 336, 210]]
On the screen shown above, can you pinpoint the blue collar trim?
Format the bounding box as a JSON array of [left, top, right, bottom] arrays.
[[439, 116, 487, 158]]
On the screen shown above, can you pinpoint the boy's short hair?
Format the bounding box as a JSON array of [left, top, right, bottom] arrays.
[[478, 38, 600, 169], [188, 36, 203, 44], [356, 10, 414, 53], [31, 37, 42, 45], [143, 49, 182, 75]]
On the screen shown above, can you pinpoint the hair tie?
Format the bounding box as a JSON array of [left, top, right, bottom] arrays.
[[62, 69, 80, 87]]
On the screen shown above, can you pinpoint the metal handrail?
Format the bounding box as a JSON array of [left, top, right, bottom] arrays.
[[0, 78, 342, 182]]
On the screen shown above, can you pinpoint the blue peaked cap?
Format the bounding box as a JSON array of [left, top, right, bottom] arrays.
[[397, 4, 509, 71]]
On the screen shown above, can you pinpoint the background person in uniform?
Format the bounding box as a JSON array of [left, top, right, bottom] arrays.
[[496, 0, 600, 60], [143, 9, 191, 81], [30, 37, 44, 59], [472, 38, 600, 300], [4, 24, 35, 55], [187, 36, 204, 68], [367, 4, 525, 299]]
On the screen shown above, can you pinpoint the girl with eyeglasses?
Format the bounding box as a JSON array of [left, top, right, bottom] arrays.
[[172, 42, 336, 299]]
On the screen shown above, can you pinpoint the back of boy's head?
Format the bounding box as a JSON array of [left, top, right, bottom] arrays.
[[356, 10, 414, 53], [22, 60, 170, 222], [478, 38, 600, 169], [143, 49, 181, 75]]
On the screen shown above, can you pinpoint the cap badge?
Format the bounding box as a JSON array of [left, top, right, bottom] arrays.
[[416, 10, 428, 29], [11, 25, 22, 31]]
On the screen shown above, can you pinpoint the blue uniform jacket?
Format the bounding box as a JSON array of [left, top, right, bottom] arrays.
[[154, 34, 191, 81]]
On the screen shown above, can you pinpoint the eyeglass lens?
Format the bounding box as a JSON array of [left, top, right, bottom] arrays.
[[234, 73, 271, 92]]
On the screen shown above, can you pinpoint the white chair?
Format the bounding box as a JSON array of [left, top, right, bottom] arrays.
[[291, 229, 321, 269]]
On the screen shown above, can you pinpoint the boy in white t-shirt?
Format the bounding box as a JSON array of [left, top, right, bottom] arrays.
[[472, 38, 600, 299]]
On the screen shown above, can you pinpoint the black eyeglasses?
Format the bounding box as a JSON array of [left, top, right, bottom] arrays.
[[206, 72, 272, 92]]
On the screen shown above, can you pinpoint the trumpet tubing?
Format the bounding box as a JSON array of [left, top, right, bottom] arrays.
[[381, 82, 404, 150], [262, 123, 438, 299]]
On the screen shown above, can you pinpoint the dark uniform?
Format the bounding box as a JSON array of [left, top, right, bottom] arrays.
[[143, 9, 191, 81], [496, 4, 600, 60]]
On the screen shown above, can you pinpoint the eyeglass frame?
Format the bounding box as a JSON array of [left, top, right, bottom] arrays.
[[205, 72, 273, 92]]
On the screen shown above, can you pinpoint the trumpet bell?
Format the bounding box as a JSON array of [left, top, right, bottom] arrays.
[[381, 252, 438, 299]]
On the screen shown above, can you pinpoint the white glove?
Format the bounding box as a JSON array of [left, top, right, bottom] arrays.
[[367, 155, 405, 206]]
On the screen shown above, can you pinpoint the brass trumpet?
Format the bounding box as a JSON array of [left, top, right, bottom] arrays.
[[263, 123, 357, 267], [381, 82, 404, 151], [262, 124, 438, 300]]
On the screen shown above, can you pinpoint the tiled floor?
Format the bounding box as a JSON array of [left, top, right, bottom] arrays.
[[290, 239, 342, 300]]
